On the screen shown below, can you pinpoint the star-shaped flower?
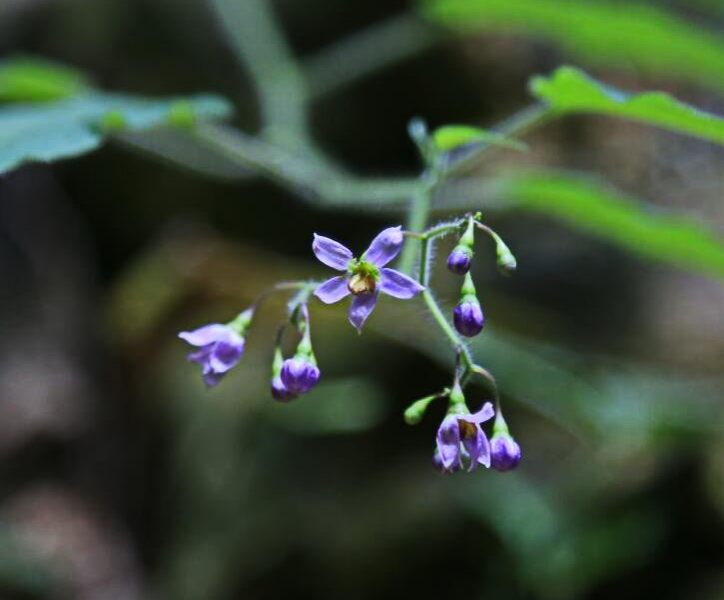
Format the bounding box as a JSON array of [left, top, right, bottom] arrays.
[[312, 226, 424, 331]]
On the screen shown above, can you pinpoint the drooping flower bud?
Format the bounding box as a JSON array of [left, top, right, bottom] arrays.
[[404, 392, 443, 425], [270, 346, 298, 402], [489, 410, 521, 471], [280, 357, 320, 395], [271, 375, 297, 402], [447, 217, 476, 275], [446, 245, 473, 275], [453, 273, 484, 337], [490, 433, 522, 471], [494, 236, 517, 276]]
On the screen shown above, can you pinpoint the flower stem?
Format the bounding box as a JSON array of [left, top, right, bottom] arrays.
[[421, 289, 474, 372], [399, 183, 433, 275]]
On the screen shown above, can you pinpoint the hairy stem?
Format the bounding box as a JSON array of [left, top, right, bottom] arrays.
[[422, 289, 474, 372], [399, 183, 433, 274]]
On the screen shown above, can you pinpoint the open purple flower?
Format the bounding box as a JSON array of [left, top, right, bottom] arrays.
[[436, 402, 494, 472], [179, 324, 245, 387], [313, 226, 424, 331]]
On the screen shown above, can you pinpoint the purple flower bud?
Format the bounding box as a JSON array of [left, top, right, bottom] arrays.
[[271, 375, 298, 402], [280, 357, 320, 395], [453, 300, 484, 337], [490, 433, 522, 471], [446, 246, 472, 275]]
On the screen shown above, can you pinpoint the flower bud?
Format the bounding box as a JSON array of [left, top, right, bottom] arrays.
[[280, 357, 320, 395], [453, 299, 484, 337], [453, 272, 484, 337], [271, 375, 298, 402], [446, 245, 473, 275], [489, 433, 521, 471]]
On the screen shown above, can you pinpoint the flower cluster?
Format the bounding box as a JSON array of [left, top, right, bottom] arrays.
[[178, 218, 521, 475]]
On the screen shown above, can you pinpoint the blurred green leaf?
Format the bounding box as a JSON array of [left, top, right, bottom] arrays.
[[421, 0, 724, 92], [498, 171, 724, 279], [263, 377, 388, 435], [531, 67, 724, 146], [0, 93, 232, 175], [0, 56, 89, 102], [432, 124, 527, 152]]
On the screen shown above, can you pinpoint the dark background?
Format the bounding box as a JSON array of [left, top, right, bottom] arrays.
[[0, 0, 723, 598]]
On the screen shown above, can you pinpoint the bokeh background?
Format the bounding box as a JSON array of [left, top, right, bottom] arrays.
[[1, 0, 723, 598]]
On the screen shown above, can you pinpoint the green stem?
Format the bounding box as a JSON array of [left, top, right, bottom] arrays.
[[305, 13, 440, 99], [421, 289, 474, 372], [398, 182, 433, 275], [209, 0, 309, 143]]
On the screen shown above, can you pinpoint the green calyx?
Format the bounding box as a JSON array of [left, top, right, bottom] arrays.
[[347, 258, 380, 295], [227, 307, 254, 335], [459, 216, 476, 249], [447, 381, 468, 412], [272, 346, 285, 377], [459, 272, 478, 302], [492, 410, 510, 435]]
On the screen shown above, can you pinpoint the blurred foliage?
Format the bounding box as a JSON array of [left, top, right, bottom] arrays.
[[421, 0, 724, 92], [1, 0, 724, 599], [496, 171, 724, 279], [532, 67, 724, 146], [0, 55, 89, 101], [0, 56, 231, 175]]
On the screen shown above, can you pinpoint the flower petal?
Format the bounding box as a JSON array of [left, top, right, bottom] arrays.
[[436, 415, 461, 470], [363, 226, 403, 267], [178, 324, 228, 346], [314, 276, 351, 304], [312, 234, 354, 271], [379, 268, 425, 299], [460, 421, 490, 471], [468, 401, 495, 424], [208, 331, 245, 373], [203, 370, 225, 388], [475, 430, 492, 468], [348, 291, 378, 332], [187, 346, 212, 366]]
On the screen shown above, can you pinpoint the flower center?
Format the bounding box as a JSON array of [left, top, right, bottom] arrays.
[[348, 273, 376, 295], [347, 260, 379, 295], [458, 419, 477, 441]]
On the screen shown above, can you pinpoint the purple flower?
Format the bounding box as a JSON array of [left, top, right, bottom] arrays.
[[271, 375, 298, 402], [313, 226, 425, 332], [436, 402, 494, 472], [490, 433, 522, 471], [453, 299, 484, 337], [178, 323, 245, 387], [447, 246, 473, 275], [280, 357, 320, 395]]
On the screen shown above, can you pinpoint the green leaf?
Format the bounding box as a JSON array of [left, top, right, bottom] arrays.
[[530, 66, 724, 146], [420, 0, 724, 93], [0, 92, 233, 174], [432, 124, 527, 152], [498, 170, 724, 279], [0, 56, 89, 102]]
